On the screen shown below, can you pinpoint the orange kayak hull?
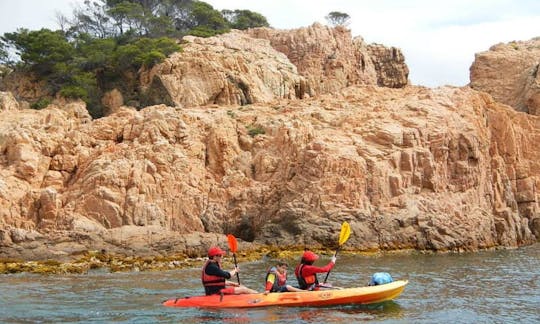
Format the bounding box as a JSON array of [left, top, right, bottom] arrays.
[[163, 280, 407, 308]]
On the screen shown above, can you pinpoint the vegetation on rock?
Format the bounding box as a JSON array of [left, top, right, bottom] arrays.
[[0, 0, 269, 118], [325, 11, 351, 27]]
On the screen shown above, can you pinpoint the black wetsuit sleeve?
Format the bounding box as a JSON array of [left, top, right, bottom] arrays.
[[205, 262, 232, 279]]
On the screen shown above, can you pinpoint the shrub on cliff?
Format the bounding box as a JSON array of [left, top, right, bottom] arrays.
[[1, 29, 74, 75], [30, 98, 52, 110], [114, 37, 181, 70], [0, 28, 180, 118], [222, 9, 270, 30], [0, 1, 269, 117]]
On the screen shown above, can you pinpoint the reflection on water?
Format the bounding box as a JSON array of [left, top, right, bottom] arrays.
[[0, 244, 538, 323], [188, 301, 403, 324]]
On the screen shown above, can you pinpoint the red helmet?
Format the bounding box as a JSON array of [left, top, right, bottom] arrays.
[[302, 251, 319, 262], [208, 246, 226, 257]]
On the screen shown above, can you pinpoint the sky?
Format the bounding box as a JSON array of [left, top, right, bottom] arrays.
[[1, 0, 539, 87]]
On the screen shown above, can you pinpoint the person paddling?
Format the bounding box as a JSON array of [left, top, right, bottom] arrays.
[[294, 250, 336, 290], [202, 246, 257, 295], [264, 261, 303, 295]]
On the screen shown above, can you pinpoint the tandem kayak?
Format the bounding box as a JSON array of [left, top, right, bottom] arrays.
[[163, 280, 407, 308]]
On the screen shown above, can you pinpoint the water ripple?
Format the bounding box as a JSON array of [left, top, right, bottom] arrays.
[[1, 244, 538, 323]]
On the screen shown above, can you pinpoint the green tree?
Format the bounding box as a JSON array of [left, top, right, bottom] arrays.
[[325, 11, 351, 27], [59, 72, 96, 101], [106, 1, 146, 36], [69, 0, 112, 38], [59, 0, 267, 39], [155, 0, 195, 32], [113, 37, 180, 70], [145, 15, 178, 38], [1, 29, 74, 74], [222, 9, 269, 30], [187, 2, 229, 36], [74, 35, 116, 70], [1, 0, 267, 118]]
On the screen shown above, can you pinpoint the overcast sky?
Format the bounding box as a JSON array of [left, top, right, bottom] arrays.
[[1, 0, 539, 87]]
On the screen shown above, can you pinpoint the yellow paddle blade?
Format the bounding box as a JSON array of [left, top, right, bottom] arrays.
[[227, 234, 238, 253], [338, 222, 351, 246]]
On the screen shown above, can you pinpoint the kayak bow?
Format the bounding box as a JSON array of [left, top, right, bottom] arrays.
[[163, 280, 407, 308]]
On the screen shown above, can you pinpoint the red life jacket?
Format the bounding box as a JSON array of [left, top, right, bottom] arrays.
[[266, 266, 287, 291], [201, 260, 225, 288], [295, 263, 318, 290]]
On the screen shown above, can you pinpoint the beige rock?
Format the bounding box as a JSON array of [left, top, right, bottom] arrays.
[[38, 188, 58, 228], [42, 170, 65, 189], [140, 24, 408, 109], [248, 24, 408, 96], [2, 25, 409, 116], [527, 92, 540, 115], [367, 44, 409, 88], [0, 32, 539, 260], [0, 91, 20, 111], [141, 30, 305, 107], [71, 215, 107, 234], [470, 37, 540, 115], [1, 84, 538, 257], [0, 71, 50, 102], [9, 227, 43, 243], [101, 89, 124, 116]]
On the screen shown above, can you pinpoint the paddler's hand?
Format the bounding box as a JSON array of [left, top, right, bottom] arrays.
[[263, 290, 270, 295], [331, 256, 337, 264], [230, 266, 239, 275]]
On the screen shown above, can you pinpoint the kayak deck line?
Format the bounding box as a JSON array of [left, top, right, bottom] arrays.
[[163, 280, 408, 308]]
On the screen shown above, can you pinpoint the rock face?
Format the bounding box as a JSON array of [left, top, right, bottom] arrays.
[[470, 37, 540, 115], [141, 30, 305, 107], [0, 25, 408, 114], [247, 23, 408, 95], [366, 44, 409, 88], [101, 89, 124, 116], [141, 24, 408, 108], [0, 91, 20, 111], [0, 84, 538, 260], [0, 28, 538, 261], [0, 72, 50, 103]]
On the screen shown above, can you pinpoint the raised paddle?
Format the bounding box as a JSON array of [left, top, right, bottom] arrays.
[[323, 221, 351, 284], [227, 234, 241, 285]]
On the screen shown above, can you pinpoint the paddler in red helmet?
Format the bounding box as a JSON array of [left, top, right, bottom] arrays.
[[201, 246, 257, 295], [294, 250, 336, 290]]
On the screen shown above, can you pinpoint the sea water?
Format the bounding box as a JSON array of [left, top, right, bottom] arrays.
[[1, 244, 538, 323]]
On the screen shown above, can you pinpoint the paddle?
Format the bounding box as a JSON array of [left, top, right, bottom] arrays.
[[226, 234, 241, 285], [323, 222, 351, 284]]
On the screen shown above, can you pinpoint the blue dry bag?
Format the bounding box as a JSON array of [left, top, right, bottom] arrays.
[[369, 272, 393, 286]]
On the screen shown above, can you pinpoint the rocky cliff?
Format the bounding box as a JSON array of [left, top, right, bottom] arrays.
[[470, 37, 540, 115], [0, 26, 538, 261], [3, 24, 408, 113], [246, 23, 408, 92], [1, 84, 538, 260], [137, 23, 408, 109]]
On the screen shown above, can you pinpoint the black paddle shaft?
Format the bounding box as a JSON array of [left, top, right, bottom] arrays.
[[232, 254, 241, 285], [323, 247, 341, 284]]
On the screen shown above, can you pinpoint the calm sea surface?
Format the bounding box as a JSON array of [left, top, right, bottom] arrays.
[[1, 244, 538, 323]]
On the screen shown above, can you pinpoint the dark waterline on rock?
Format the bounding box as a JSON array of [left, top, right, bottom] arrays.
[[1, 244, 538, 323]]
